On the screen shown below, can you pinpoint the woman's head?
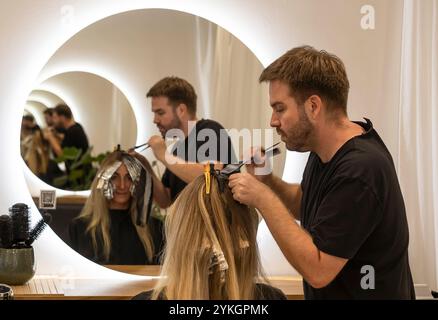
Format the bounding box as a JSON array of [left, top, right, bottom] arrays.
[[108, 163, 132, 209], [97, 152, 135, 210], [154, 174, 262, 300], [78, 150, 154, 262]]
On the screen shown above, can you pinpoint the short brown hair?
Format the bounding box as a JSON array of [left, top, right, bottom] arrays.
[[146, 76, 197, 115], [54, 103, 73, 119], [43, 108, 53, 116], [259, 46, 349, 115]]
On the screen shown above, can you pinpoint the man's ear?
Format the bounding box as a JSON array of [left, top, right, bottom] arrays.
[[305, 95, 323, 120], [176, 103, 187, 118]]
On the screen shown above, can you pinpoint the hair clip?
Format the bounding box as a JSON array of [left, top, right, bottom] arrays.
[[204, 163, 212, 194]]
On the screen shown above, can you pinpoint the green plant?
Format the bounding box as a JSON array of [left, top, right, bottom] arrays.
[[53, 147, 110, 191]]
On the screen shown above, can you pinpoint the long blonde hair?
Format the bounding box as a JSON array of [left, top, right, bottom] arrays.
[[23, 129, 49, 176], [78, 151, 154, 263], [153, 174, 264, 299]]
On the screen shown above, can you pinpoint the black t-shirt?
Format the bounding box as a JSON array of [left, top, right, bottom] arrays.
[[61, 122, 89, 154], [61, 122, 89, 175], [300, 118, 415, 299], [162, 119, 236, 201], [131, 283, 287, 300], [68, 209, 162, 265]]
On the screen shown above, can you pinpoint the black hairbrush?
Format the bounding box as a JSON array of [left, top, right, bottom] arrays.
[[10, 203, 30, 247], [0, 215, 13, 248], [25, 212, 52, 247]]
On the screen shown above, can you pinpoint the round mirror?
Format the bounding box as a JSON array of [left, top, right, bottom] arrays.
[[24, 9, 279, 274]]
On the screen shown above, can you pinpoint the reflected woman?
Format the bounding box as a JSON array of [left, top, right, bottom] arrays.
[[133, 169, 286, 299], [69, 150, 163, 265]]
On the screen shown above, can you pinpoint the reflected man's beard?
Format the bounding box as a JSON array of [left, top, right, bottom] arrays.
[[161, 113, 182, 138]]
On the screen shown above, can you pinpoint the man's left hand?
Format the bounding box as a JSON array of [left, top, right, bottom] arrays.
[[228, 172, 274, 208]]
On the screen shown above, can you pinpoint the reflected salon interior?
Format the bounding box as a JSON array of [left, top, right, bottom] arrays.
[[1, 0, 438, 300]]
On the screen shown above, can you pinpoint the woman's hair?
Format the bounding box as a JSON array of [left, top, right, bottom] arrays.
[[22, 127, 49, 176], [152, 174, 264, 300], [78, 151, 154, 262]]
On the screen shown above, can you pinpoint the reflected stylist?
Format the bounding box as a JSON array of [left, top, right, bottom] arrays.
[[133, 77, 235, 208]]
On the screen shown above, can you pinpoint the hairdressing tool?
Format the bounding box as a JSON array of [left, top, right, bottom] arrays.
[[219, 142, 281, 176], [0, 215, 13, 249], [138, 145, 150, 153], [10, 204, 30, 247], [133, 142, 150, 151], [236, 141, 281, 171], [132, 137, 180, 153], [25, 213, 51, 247], [210, 142, 282, 192]]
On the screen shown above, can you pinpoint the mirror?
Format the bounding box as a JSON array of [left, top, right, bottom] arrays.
[[22, 72, 137, 190], [24, 9, 281, 272]]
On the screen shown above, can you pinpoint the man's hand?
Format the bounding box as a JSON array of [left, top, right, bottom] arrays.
[[243, 146, 273, 183], [42, 127, 54, 140], [228, 172, 275, 208], [148, 135, 167, 162]]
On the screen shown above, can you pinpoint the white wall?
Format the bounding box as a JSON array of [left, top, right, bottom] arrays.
[[38, 71, 137, 155], [0, 0, 415, 281], [28, 90, 65, 109]]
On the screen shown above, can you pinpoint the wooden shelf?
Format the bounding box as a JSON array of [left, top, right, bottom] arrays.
[[33, 195, 87, 205], [12, 265, 304, 300]]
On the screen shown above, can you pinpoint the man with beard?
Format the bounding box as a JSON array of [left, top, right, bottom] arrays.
[[43, 103, 89, 180], [135, 76, 234, 208], [44, 104, 89, 158], [228, 46, 415, 299]]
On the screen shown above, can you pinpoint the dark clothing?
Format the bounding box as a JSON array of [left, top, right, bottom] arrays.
[[60, 122, 90, 188], [162, 119, 235, 201], [61, 122, 89, 154], [68, 209, 162, 265], [300, 118, 415, 300], [132, 283, 287, 300]]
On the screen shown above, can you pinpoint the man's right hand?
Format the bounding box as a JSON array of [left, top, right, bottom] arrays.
[[42, 127, 53, 140]]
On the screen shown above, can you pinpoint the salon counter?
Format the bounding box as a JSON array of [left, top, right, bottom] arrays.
[[12, 265, 304, 300]]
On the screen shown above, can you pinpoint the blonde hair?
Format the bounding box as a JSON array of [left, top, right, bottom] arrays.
[[77, 151, 154, 263], [22, 129, 49, 176], [152, 175, 264, 299]]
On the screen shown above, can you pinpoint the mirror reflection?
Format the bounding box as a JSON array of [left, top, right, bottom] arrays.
[[68, 150, 164, 265], [25, 9, 277, 273], [22, 72, 137, 190]]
